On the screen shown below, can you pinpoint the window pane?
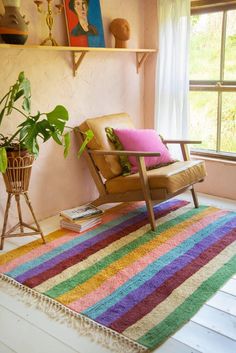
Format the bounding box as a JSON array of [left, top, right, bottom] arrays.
[[221, 93, 236, 153], [189, 92, 218, 150], [224, 10, 236, 81], [190, 13, 222, 80]]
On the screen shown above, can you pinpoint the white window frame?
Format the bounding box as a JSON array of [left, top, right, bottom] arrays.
[[190, 8, 236, 161]]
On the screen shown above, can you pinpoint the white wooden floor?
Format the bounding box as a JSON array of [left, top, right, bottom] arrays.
[[0, 192, 236, 353]]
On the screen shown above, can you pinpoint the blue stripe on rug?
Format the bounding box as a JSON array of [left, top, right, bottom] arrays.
[[84, 212, 235, 319]]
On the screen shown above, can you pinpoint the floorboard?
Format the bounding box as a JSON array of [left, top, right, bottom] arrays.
[[221, 279, 236, 296], [0, 340, 17, 353], [0, 290, 111, 353], [207, 291, 236, 316], [0, 305, 80, 353], [173, 321, 236, 353], [191, 305, 236, 340], [154, 338, 202, 353]]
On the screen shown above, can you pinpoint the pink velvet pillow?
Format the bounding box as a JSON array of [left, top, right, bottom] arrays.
[[113, 128, 174, 173]]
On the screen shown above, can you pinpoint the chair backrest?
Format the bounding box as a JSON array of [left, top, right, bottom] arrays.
[[78, 113, 134, 179]]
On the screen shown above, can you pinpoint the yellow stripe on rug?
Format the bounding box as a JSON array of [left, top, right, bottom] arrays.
[[0, 203, 132, 267], [0, 229, 67, 266], [123, 241, 236, 340], [35, 204, 193, 293], [57, 207, 218, 305]]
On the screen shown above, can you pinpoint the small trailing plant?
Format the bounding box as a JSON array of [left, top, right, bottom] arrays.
[[0, 72, 93, 173]]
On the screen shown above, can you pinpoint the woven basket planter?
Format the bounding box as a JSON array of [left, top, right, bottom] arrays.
[[3, 150, 34, 194], [0, 150, 45, 251]]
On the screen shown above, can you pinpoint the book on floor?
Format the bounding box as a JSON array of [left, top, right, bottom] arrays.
[[60, 215, 102, 232], [60, 203, 103, 222]]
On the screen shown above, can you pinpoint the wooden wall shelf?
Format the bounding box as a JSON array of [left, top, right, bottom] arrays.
[[0, 44, 157, 76]]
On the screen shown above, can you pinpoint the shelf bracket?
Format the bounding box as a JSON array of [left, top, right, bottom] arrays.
[[136, 52, 150, 73], [73, 51, 88, 77]]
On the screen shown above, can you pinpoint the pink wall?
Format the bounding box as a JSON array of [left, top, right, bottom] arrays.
[[194, 159, 236, 200], [0, 0, 145, 229]]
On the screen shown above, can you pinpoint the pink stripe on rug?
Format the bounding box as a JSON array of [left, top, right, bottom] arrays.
[[0, 234, 77, 273], [69, 209, 227, 312], [0, 203, 138, 274]]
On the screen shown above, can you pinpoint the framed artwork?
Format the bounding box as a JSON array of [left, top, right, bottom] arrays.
[[63, 0, 105, 47]]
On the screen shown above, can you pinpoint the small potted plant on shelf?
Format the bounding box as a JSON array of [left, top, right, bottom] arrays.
[[0, 71, 93, 250]]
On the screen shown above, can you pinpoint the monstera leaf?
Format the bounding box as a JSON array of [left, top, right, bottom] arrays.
[[0, 147, 7, 173], [46, 105, 69, 133]]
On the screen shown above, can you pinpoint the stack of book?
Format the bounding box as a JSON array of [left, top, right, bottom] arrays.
[[60, 204, 103, 232]]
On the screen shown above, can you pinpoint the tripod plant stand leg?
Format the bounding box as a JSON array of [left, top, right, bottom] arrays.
[[0, 193, 13, 250], [23, 193, 46, 244], [15, 194, 24, 234]]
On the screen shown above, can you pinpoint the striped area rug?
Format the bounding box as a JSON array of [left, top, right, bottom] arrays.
[[0, 199, 236, 352]]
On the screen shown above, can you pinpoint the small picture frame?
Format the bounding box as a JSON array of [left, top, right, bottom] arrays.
[[63, 0, 105, 47]]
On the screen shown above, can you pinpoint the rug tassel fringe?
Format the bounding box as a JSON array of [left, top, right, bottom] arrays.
[[0, 274, 148, 353]]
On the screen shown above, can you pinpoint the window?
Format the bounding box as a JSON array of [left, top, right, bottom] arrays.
[[189, 9, 236, 160]]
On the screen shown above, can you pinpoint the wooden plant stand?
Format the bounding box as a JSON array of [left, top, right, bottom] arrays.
[[0, 152, 45, 250]]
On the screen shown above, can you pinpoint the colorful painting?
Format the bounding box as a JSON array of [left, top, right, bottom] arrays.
[[64, 0, 105, 47]]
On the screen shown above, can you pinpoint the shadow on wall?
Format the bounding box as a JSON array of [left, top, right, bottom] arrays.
[[30, 136, 98, 220]]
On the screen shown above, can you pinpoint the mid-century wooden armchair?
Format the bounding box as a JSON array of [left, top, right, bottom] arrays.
[[76, 113, 206, 230]]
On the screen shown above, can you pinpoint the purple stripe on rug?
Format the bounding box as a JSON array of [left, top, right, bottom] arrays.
[[95, 216, 236, 326], [15, 200, 186, 284], [111, 228, 236, 333]]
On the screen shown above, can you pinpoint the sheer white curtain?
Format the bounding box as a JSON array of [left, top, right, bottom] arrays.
[[155, 0, 190, 141]]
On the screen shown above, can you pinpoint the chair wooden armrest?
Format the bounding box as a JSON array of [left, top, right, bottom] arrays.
[[163, 140, 202, 144], [88, 149, 156, 229], [163, 140, 202, 161], [87, 149, 161, 157]]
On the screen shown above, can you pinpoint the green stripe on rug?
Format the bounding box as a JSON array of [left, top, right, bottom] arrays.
[[45, 206, 208, 298], [138, 254, 236, 349]]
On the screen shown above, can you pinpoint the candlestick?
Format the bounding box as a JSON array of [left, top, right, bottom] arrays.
[[34, 0, 63, 46]]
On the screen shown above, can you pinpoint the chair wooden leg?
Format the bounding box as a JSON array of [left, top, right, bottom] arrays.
[[145, 199, 156, 231], [191, 186, 199, 208], [137, 156, 156, 231], [91, 197, 104, 207]]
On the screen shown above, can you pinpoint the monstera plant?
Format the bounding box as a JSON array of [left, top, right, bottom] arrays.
[[0, 71, 93, 173], [0, 71, 94, 250]]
